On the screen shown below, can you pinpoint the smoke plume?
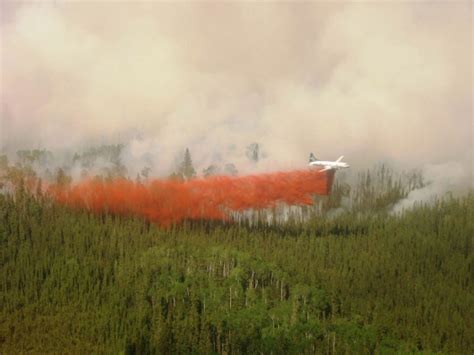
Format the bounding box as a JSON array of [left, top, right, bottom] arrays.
[[1, 2, 471, 172], [391, 162, 471, 214]]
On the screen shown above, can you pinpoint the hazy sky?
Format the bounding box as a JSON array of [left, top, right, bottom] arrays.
[[0, 1, 472, 175]]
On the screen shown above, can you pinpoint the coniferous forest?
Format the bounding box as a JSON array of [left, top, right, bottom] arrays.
[[0, 170, 472, 353]]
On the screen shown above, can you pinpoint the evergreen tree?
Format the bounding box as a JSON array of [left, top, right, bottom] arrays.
[[179, 148, 196, 180]]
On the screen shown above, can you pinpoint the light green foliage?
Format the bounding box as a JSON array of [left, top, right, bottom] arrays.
[[0, 188, 472, 353]]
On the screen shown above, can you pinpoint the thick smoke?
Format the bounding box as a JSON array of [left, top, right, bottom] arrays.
[[50, 170, 335, 226], [1, 2, 472, 209]]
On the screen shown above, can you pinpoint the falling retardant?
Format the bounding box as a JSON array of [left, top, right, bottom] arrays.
[[49, 169, 335, 226]]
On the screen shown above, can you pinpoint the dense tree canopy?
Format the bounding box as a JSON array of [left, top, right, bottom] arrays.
[[0, 186, 472, 353]]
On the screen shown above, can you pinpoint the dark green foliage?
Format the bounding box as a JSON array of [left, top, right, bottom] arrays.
[[0, 190, 472, 353]]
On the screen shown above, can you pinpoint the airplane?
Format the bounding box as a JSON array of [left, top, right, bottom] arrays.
[[308, 153, 350, 172]]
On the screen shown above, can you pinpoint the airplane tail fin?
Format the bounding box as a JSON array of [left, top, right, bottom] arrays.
[[336, 155, 344, 163], [309, 153, 318, 163]]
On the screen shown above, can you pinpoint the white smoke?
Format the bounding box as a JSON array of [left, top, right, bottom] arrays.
[[391, 161, 472, 214]]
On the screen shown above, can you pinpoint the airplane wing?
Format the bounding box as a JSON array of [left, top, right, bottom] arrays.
[[319, 166, 332, 172], [336, 155, 344, 163]]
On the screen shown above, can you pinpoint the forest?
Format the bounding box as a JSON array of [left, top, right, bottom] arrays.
[[0, 161, 472, 354]]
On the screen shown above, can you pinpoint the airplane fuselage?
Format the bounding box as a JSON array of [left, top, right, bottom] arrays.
[[308, 153, 350, 172], [309, 161, 349, 170]]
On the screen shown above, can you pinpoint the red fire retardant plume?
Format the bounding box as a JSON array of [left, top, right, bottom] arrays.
[[50, 169, 335, 226]]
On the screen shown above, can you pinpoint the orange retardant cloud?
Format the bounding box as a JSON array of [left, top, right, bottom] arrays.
[[49, 169, 335, 226]]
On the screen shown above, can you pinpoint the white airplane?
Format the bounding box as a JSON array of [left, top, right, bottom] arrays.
[[308, 153, 350, 172]]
